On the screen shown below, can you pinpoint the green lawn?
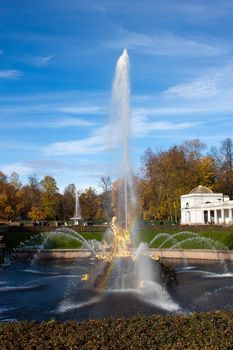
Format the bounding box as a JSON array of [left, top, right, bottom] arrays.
[[2, 225, 233, 250], [136, 225, 233, 250], [44, 232, 104, 249]]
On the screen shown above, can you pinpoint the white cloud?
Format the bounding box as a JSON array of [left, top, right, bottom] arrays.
[[43, 126, 109, 155], [57, 106, 106, 115], [133, 106, 216, 116], [0, 70, 23, 79], [50, 117, 94, 128], [108, 31, 227, 57], [42, 112, 200, 156], [132, 114, 200, 136], [0, 117, 94, 129], [165, 77, 218, 99], [1, 162, 33, 176], [32, 55, 54, 67], [165, 65, 233, 99], [0, 141, 39, 151]]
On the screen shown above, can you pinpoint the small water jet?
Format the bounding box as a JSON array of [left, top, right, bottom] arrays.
[[70, 187, 82, 225]]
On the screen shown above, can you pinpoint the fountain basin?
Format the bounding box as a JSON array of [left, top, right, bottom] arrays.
[[1, 259, 233, 322], [13, 248, 233, 261]]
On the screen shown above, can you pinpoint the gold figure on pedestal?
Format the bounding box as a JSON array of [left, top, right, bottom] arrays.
[[111, 216, 132, 257]]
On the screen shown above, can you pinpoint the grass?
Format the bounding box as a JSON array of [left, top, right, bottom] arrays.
[[45, 235, 82, 249], [2, 224, 233, 250], [138, 226, 233, 250], [1, 311, 233, 349], [45, 232, 104, 249]]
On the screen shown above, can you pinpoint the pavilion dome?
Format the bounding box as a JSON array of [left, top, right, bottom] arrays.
[[189, 185, 213, 194]]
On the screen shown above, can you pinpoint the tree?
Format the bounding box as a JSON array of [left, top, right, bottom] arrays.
[[0, 172, 8, 220], [181, 139, 206, 161], [9, 172, 22, 190], [62, 184, 76, 220], [20, 175, 41, 219], [197, 156, 216, 188], [98, 176, 112, 222], [211, 138, 233, 197], [28, 206, 45, 221], [139, 141, 206, 222], [79, 187, 98, 221], [40, 176, 59, 220]]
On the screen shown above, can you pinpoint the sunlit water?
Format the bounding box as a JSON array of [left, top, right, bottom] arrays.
[[1, 260, 233, 322]]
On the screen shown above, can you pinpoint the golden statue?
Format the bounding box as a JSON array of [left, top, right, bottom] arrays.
[[111, 216, 132, 257]]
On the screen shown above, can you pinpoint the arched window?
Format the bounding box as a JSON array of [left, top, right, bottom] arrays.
[[205, 201, 211, 204], [186, 203, 189, 209]]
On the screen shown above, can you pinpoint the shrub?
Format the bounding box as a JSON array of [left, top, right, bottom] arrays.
[[0, 311, 233, 349]]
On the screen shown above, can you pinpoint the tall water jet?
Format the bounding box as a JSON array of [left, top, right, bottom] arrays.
[[111, 49, 137, 233]]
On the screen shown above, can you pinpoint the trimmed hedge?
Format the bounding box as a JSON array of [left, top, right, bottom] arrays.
[[1, 311, 233, 349]]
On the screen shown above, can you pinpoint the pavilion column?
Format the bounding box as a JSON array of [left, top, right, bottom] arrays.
[[221, 209, 224, 224], [229, 208, 233, 223], [207, 210, 211, 224], [214, 209, 217, 224]]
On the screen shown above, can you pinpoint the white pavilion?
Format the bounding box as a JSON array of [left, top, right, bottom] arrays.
[[180, 185, 233, 225]]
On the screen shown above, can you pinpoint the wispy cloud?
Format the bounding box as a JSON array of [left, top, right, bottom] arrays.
[[43, 126, 109, 156], [0, 141, 39, 151], [1, 117, 95, 129], [30, 55, 54, 67], [132, 114, 200, 136], [0, 69, 23, 79], [165, 77, 218, 99], [1, 162, 33, 175], [108, 31, 227, 57], [165, 2, 230, 21], [165, 65, 233, 99], [57, 106, 106, 115], [42, 113, 200, 156]]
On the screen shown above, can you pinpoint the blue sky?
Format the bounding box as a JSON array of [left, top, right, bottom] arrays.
[[1, 0, 233, 191]]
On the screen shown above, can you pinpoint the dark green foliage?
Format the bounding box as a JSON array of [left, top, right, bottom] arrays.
[[0, 311, 233, 349]]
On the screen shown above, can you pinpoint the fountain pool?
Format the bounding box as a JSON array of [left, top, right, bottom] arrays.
[[1, 259, 233, 322]]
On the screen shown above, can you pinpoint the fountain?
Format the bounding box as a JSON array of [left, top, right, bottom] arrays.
[[2, 50, 233, 322], [70, 187, 82, 225], [74, 49, 180, 311]]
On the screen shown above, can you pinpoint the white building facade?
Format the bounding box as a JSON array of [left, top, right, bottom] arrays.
[[180, 185, 233, 225]]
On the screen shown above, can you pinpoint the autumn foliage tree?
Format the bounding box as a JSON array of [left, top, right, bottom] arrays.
[[79, 187, 98, 221], [40, 176, 59, 220], [139, 140, 217, 222], [0, 138, 233, 224]]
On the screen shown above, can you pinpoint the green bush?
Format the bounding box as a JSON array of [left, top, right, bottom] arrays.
[[0, 311, 233, 349]]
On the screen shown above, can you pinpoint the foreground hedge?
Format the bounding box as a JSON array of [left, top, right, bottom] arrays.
[[1, 311, 233, 349]]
